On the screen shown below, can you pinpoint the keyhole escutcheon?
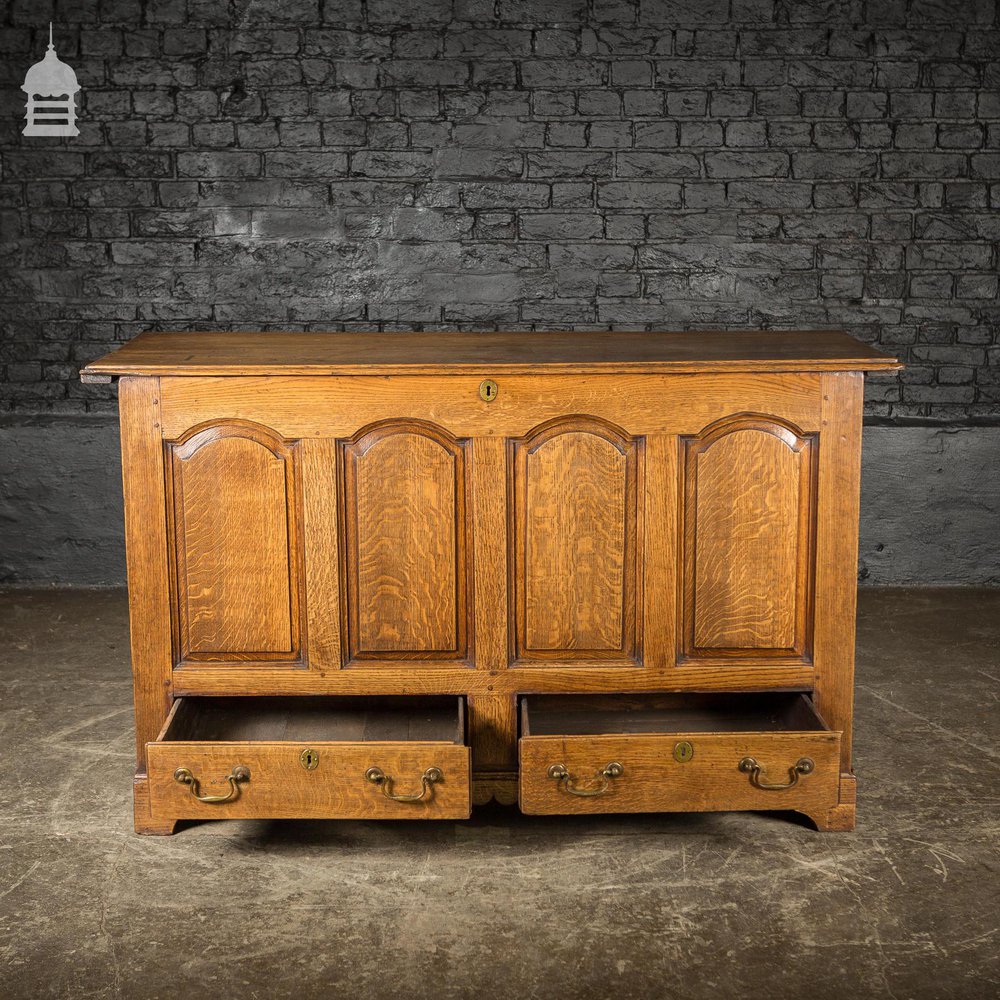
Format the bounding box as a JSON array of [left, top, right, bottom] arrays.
[[300, 748, 320, 771], [479, 379, 498, 402]]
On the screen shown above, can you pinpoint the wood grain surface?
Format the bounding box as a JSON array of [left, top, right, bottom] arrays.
[[519, 730, 841, 817], [468, 694, 517, 772], [680, 415, 816, 663], [511, 417, 641, 664], [158, 373, 826, 440], [471, 437, 509, 671], [118, 377, 174, 774], [148, 742, 471, 821], [168, 422, 302, 663], [340, 420, 471, 664], [641, 434, 676, 671], [163, 695, 465, 743], [83, 329, 901, 378], [813, 372, 865, 771], [100, 334, 880, 832], [169, 662, 816, 695], [148, 695, 469, 822], [521, 692, 828, 736], [301, 438, 342, 672]]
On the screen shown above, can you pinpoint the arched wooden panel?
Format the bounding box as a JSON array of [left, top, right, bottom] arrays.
[[340, 420, 471, 664], [511, 417, 642, 665], [167, 421, 302, 665], [680, 414, 817, 663]]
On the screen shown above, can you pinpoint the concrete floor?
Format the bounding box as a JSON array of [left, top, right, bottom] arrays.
[[0, 589, 997, 1000]]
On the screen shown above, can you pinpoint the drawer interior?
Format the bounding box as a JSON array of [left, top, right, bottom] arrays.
[[521, 693, 828, 737], [159, 695, 466, 744]]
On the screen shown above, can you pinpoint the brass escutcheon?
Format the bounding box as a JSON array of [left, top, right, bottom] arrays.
[[673, 741, 694, 763], [299, 748, 320, 771], [478, 378, 498, 402]]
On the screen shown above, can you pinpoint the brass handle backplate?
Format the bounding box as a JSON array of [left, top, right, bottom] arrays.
[[548, 762, 624, 797], [365, 766, 442, 802], [738, 756, 814, 791], [173, 765, 250, 804]]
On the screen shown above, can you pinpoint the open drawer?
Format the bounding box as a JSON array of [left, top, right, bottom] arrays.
[[147, 696, 470, 822], [519, 693, 842, 817]]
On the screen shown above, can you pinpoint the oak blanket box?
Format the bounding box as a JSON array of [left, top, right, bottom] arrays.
[[81, 330, 900, 834]]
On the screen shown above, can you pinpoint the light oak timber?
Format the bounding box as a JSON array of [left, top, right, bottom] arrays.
[[468, 694, 518, 773], [84, 330, 897, 834], [119, 377, 179, 835], [471, 437, 509, 672], [511, 416, 642, 665], [822, 771, 859, 832], [170, 665, 818, 695], [518, 694, 842, 827], [133, 775, 176, 836], [149, 742, 471, 821], [118, 378, 174, 772], [82, 329, 902, 378], [157, 373, 826, 440], [166, 421, 304, 665], [339, 420, 472, 665], [642, 435, 676, 673], [813, 372, 865, 773], [301, 439, 342, 672], [146, 696, 471, 822], [472, 774, 519, 807], [519, 731, 841, 819], [679, 415, 817, 664]]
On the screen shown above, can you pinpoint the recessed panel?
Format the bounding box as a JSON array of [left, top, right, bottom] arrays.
[[680, 415, 816, 663], [168, 421, 302, 664], [512, 417, 641, 665], [341, 420, 471, 664]]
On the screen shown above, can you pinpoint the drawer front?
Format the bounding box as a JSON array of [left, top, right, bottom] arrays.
[[519, 731, 841, 815], [148, 741, 471, 821]]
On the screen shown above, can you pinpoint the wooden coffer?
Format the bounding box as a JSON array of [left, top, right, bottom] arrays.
[[83, 330, 900, 835]]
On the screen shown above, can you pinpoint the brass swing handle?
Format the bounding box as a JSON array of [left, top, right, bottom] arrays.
[[548, 762, 624, 797], [738, 756, 814, 790], [173, 765, 250, 804], [365, 766, 442, 802]]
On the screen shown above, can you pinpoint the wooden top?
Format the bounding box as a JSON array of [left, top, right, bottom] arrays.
[[82, 330, 901, 378]]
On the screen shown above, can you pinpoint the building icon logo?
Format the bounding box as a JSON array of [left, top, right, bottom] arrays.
[[22, 24, 80, 137]]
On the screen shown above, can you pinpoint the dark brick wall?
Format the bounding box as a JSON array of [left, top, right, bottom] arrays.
[[2, 0, 999, 420]]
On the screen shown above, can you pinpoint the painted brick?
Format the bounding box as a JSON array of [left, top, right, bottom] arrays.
[[0, 2, 994, 422]]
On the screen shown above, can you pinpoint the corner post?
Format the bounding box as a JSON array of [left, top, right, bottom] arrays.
[[118, 376, 176, 834], [812, 371, 865, 830]]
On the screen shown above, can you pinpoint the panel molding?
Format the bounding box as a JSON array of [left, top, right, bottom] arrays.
[[166, 419, 304, 667], [510, 415, 643, 666], [338, 418, 473, 666], [679, 412, 817, 666]]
